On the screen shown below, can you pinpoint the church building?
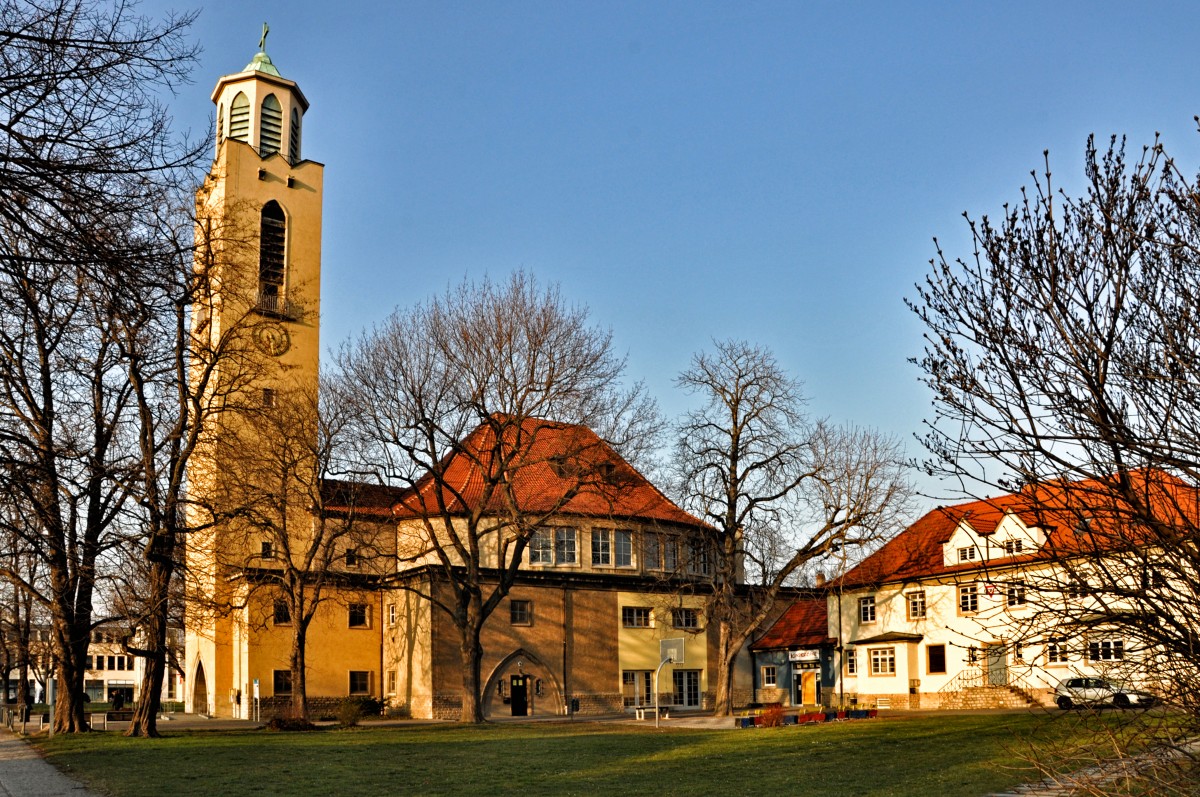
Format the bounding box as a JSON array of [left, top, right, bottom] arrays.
[[183, 41, 752, 721]]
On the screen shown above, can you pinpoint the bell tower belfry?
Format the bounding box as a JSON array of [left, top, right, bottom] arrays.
[[185, 33, 324, 718]]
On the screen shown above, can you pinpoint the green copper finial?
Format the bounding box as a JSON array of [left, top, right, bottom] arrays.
[[244, 22, 281, 76]]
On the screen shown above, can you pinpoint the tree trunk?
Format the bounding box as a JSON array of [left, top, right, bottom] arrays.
[[290, 623, 308, 720], [126, 538, 174, 737], [458, 607, 485, 723], [713, 617, 739, 716]]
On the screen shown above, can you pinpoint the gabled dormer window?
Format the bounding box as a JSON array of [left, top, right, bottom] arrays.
[[1003, 539, 1024, 555], [958, 546, 977, 563], [229, 92, 250, 142], [258, 201, 286, 311], [260, 94, 282, 156]]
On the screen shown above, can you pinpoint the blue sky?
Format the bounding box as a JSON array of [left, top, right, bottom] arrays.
[[146, 1, 1200, 507]]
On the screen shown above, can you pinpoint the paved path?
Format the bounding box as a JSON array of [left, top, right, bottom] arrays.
[[0, 729, 98, 797]]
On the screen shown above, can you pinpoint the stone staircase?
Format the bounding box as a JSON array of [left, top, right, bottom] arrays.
[[939, 684, 1042, 710]]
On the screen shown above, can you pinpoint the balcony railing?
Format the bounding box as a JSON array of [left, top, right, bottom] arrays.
[[255, 291, 300, 320]]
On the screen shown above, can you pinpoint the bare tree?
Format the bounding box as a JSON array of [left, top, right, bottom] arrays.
[[0, 0, 202, 732], [336, 271, 658, 722], [674, 339, 911, 715], [215, 383, 382, 722], [911, 135, 1200, 789]]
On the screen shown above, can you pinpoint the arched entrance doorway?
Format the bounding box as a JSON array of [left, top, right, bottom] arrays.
[[483, 649, 563, 718], [191, 662, 208, 716]]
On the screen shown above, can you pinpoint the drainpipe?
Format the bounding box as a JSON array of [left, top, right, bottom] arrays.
[[837, 588, 845, 709]]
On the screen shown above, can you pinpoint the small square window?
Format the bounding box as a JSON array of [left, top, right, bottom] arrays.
[[622, 606, 652, 628], [958, 546, 977, 562], [1003, 539, 1024, 555], [869, 647, 896, 675], [345, 548, 359, 568], [348, 603, 370, 628], [349, 670, 371, 695], [671, 608, 700, 630], [510, 599, 532, 626], [762, 665, 777, 688], [261, 540, 274, 559], [1006, 581, 1026, 607]]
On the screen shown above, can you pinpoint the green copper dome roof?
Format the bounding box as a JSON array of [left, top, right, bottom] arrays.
[[244, 49, 281, 77]]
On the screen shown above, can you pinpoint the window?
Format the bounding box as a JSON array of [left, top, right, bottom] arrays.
[[622, 606, 652, 628], [869, 647, 896, 675], [84, 656, 93, 671], [1043, 639, 1065, 664], [672, 608, 700, 630], [261, 540, 274, 559], [622, 671, 653, 708], [672, 670, 701, 707], [349, 670, 371, 695], [107, 656, 116, 671], [259, 201, 286, 308], [859, 596, 876, 623], [386, 670, 397, 696], [1088, 638, 1125, 662], [592, 529, 612, 566], [387, 603, 396, 627], [345, 548, 359, 568], [289, 107, 301, 162], [554, 528, 577, 565], [927, 644, 947, 674], [260, 93, 282, 155], [958, 546, 977, 562], [646, 534, 678, 571], [261, 387, 276, 408], [217, 102, 224, 144], [1013, 644, 1024, 661], [845, 647, 857, 675], [273, 669, 292, 695], [907, 591, 926, 620], [762, 665, 777, 688], [273, 599, 291, 625], [229, 92, 250, 142], [614, 529, 633, 567], [1003, 539, 1024, 555], [510, 599, 532, 626], [958, 584, 978, 613], [968, 646, 979, 664], [591, 529, 634, 568], [529, 529, 553, 565], [348, 603, 370, 628], [1006, 581, 1026, 607], [1067, 581, 1090, 600], [687, 539, 711, 576]]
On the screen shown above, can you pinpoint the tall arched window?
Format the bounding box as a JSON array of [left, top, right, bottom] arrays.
[[260, 94, 282, 156], [229, 92, 250, 142], [258, 201, 286, 311], [288, 107, 301, 163]]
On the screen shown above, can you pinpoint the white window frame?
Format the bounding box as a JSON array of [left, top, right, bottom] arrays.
[[554, 527, 577, 565], [529, 529, 553, 565], [592, 528, 612, 566], [859, 596, 876, 624], [958, 546, 977, 562], [958, 584, 978, 614], [614, 529, 634, 568], [907, 591, 926, 620], [762, 665, 777, 688], [869, 647, 896, 676]]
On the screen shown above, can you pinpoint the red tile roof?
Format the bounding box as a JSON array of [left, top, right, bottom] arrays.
[[376, 416, 707, 529], [750, 599, 833, 650], [837, 470, 1200, 588]]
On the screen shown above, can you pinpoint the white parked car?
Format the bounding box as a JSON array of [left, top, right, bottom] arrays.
[[1054, 677, 1157, 709]]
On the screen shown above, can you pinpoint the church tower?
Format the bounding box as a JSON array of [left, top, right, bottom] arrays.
[[185, 33, 324, 717]]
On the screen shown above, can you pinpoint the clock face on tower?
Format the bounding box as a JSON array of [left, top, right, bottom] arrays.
[[253, 323, 291, 357]]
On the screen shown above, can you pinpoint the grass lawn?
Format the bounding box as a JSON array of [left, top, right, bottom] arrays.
[[36, 713, 1090, 797]]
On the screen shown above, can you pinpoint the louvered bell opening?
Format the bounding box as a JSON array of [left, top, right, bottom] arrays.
[[258, 202, 286, 302], [288, 108, 301, 164], [260, 94, 283, 156], [229, 93, 250, 143]]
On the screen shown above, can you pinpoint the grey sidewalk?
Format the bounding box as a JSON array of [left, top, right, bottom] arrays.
[[0, 729, 98, 797]]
